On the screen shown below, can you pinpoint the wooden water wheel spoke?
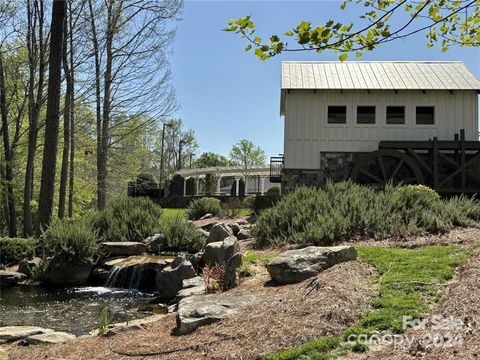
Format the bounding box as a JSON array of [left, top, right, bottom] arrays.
[[359, 169, 383, 183], [350, 149, 424, 186], [391, 160, 404, 179], [377, 156, 387, 180]]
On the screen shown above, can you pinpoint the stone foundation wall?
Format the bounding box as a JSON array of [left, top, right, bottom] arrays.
[[282, 152, 364, 193]]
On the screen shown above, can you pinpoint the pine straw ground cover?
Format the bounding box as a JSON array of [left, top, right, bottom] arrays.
[[6, 260, 376, 360]]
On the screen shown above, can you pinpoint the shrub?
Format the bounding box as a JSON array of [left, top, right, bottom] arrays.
[[42, 219, 98, 263], [0, 238, 37, 265], [253, 194, 281, 213], [187, 197, 221, 220], [266, 186, 280, 196], [157, 216, 206, 253], [92, 197, 162, 242], [252, 181, 480, 248]]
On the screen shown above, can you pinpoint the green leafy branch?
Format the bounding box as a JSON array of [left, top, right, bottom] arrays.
[[223, 0, 480, 61]]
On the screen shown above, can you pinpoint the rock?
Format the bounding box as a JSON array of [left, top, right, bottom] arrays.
[[201, 236, 242, 290], [176, 295, 256, 335], [0, 270, 27, 287], [25, 331, 76, 345], [138, 303, 168, 314], [89, 268, 110, 286], [17, 258, 41, 278], [182, 276, 203, 289], [207, 224, 233, 244], [0, 326, 53, 343], [176, 285, 205, 300], [266, 246, 357, 284], [155, 256, 196, 300], [44, 256, 93, 286], [100, 256, 129, 269], [199, 213, 214, 220], [145, 234, 165, 254], [227, 223, 240, 235], [101, 242, 146, 256], [236, 229, 251, 240]]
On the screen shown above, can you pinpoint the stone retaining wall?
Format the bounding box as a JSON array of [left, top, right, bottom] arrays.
[[282, 152, 363, 193]]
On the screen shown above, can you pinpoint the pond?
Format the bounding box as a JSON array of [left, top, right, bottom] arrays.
[[0, 284, 157, 336]]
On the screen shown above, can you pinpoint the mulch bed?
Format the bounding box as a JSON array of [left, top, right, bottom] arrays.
[[6, 261, 376, 360]]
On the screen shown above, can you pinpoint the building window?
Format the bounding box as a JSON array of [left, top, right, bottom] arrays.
[[416, 106, 435, 125], [386, 106, 405, 124], [328, 106, 347, 124], [357, 106, 376, 124]]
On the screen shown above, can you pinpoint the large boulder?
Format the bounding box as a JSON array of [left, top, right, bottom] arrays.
[[236, 229, 251, 240], [101, 242, 146, 257], [18, 257, 41, 278], [227, 223, 240, 236], [145, 234, 165, 254], [44, 256, 93, 286], [176, 294, 256, 335], [266, 246, 357, 284], [25, 331, 76, 345], [201, 236, 242, 290], [0, 326, 53, 344], [176, 276, 205, 300], [0, 270, 27, 287], [155, 256, 196, 300], [207, 223, 233, 244]]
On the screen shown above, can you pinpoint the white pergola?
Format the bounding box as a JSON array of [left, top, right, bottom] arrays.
[[174, 166, 271, 196]]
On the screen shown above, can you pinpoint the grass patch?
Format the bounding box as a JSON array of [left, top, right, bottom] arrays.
[[239, 251, 280, 278], [162, 208, 188, 220], [264, 244, 471, 359]]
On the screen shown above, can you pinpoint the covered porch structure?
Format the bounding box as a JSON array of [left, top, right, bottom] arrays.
[[174, 166, 277, 196]]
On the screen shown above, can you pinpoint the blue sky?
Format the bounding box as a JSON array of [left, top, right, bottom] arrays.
[[170, 0, 480, 159]]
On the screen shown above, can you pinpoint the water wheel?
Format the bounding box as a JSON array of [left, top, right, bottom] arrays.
[[350, 149, 425, 186]]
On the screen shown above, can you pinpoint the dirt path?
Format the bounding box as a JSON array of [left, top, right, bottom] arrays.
[[347, 248, 480, 360], [6, 261, 375, 360]]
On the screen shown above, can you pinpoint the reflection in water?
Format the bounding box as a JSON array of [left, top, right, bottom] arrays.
[[0, 285, 156, 336]]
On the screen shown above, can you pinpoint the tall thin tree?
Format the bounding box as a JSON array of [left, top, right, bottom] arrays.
[[36, 0, 66, 236]]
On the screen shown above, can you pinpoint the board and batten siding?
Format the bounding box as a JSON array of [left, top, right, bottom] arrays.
[[283, 89, 479, 169]]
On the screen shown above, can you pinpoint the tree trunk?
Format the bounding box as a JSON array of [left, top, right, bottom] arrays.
[[0, 49, 17, 237], [88, 0, 105, 210], [67, 1, 75, 218], [24, 0, 46, 237], [36, 0, 66, 236], [58, 11, 72, 219]]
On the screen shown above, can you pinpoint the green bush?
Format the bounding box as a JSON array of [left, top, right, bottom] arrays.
[[186, 197, 221, 220], [252, 181, 480, 248], [157, 216, 206, 253], [266, 186, 281, 196], [92, 197, 162, 242], [253, 194, 281, 214], [0, 238, 37, 265], [42, 219, 98, 263]]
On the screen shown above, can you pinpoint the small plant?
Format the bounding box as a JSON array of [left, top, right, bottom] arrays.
[[42, 219, 99, 263], [99, 305, 109, 336], [223, 198, 242, 217], [91, 196, 162, 242], [186, 197, 221, 220], [0, 238, 36, 265], [202, 264, 225, 293], [157, 216, 206, 253]]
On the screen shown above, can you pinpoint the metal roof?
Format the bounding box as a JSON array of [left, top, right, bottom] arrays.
[[281, 61, 480, 90]]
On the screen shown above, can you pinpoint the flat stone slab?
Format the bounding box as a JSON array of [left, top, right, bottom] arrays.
[[26, 331, 76, 345], [0, 271, 27, 287], [176, 285, 205, 300], [101, 242, 146, 256], [0, 326, 53, 343], [266, 246, 357, 284], [176, 294, 256, 335]]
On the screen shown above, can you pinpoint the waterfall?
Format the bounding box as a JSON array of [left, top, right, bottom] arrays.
[[104, 261, 160, 292]]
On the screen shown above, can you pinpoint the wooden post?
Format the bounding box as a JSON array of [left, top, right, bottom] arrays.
[[460, 129, 466, 192], [433, 137, 438, 190]]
